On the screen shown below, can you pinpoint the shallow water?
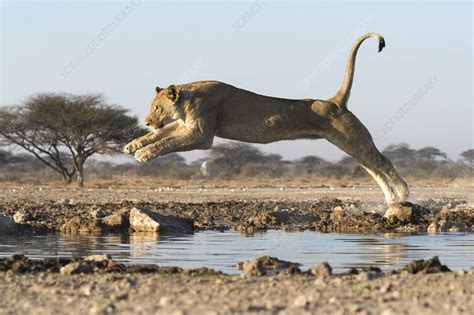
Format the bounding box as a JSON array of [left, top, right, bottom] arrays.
[[1, 231, 473, 274]]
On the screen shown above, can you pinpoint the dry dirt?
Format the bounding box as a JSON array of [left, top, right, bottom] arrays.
[[0, 255, 472, 315]]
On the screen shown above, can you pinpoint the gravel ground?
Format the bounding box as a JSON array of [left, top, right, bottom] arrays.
[[1, 267, 472, 315], [0, 184, 472, 204]]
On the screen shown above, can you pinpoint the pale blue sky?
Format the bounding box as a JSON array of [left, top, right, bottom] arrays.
[[1, 1, 472, 162]]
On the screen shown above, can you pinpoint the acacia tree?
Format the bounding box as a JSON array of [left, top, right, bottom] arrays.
[[382, 143, 417, 161], [460, 149, 474, 165], [206, 143, 266, 176], [417, 146, 448, 161], [0, 149, 13, 164], [0, 93, 146, 186]]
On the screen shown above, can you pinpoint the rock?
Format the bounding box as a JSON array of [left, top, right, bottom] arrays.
[[381, 309, 396, 315], [58, 198, 70, 205], [356, 271, 382, 281], [84, 254, 112, 262], [346, 268, 359, 275], [427, 220, 466, 233], [448, 224, 465, 232], [240, 258, 266, 276], [60, 261, 92, 275], [279, 265, 301, 276], [248, 212, 283, 227], [237, 256, 300, 276], [90, 209, 107, 219], [60, 217, 104, 234], [235, 223, 256, 234], [13, 211, 32, 224], [399, 256, 450, 274], [101, 209, 130, 231], [159, 296, 173, 307], [245, 211, 319, 230], [89, 302, 116, 315], [310, 262, 332, 278], [183, 267, 223, 277], [129, 207, 193, 233], [314, 277, 327, 286], [427, 222, 438, 233], [330, 204, 368, 227], [331, 206, 344, 221], [384, 202, 428, 224], [0, 215, 17, 234], [379, 283, 393, 293], [293, 295, 310, 308]]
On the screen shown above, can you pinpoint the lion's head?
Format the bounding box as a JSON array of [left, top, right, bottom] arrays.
[[145, 85, 183, 130]]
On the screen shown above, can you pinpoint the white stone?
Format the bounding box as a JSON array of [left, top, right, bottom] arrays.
[[13, 211, 32, 224], [84, 254, 112, 262], [129, 207, 193, 233]]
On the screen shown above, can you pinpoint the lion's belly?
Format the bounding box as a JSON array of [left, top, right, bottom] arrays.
[[215, 120, 319, 144], [216, 126, 278, 143]]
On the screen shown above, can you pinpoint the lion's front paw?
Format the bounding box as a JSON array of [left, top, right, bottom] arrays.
[[123, 141, 143, 154], [134, 148, 154, 163]]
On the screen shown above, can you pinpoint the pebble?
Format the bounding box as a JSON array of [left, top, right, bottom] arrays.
[[241, 259, 266, 277], [293, 295, 309, 307], [13, 211, 32, 224], [60, 262, 92, 275], [58, 198, 70, 205], [159, 296, 173, 307], [310, 262, 332, 278], [90, 209, 107, 219], [84, 254, 112, 262], [356, 271, 382, 281], [379, 283, 393, 293], [381, 309, 395, 315], [314, 277, 327, 287]]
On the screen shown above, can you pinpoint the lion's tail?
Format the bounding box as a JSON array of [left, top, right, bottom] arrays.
[[331, 32, 385, 108]]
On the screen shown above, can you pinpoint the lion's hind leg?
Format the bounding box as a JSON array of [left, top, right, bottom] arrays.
[[360, 164, 398, 204], [347, 146, 408, 204], [325, 112, 409, 204], [373, 153, 409, 201]]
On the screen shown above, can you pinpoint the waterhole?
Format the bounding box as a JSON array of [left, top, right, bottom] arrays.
[[1, 231, 472, 273]]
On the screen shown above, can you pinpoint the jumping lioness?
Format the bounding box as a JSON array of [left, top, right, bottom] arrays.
[[124, 32, 409, 205]]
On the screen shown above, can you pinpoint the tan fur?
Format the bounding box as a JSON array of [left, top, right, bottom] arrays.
[[124, 33, 409, 204]]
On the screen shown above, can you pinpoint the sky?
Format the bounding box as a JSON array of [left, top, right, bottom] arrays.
[[1, 1, 472, 163]]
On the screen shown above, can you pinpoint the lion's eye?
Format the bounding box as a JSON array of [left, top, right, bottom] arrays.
[[154, 106, 161, 113]]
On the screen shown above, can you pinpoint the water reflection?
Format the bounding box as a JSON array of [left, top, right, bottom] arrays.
[[0, 230, 472, 273]]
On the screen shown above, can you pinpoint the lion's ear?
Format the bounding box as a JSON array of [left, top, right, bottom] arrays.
[[155, 86, 163, 94], [165, 85, 180, 103]]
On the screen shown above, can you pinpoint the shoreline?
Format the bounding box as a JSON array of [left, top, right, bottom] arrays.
[[1, 188, 472, 234]]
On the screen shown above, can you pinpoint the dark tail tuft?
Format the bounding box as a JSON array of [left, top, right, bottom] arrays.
[[378, 37, 386, 52]]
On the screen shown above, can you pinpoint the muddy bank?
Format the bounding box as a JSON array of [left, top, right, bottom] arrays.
[[0, 254, 460, 276], [0, 254, 222, 276], [0, 255, 472, 315], [0, 196, 473, 234]]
